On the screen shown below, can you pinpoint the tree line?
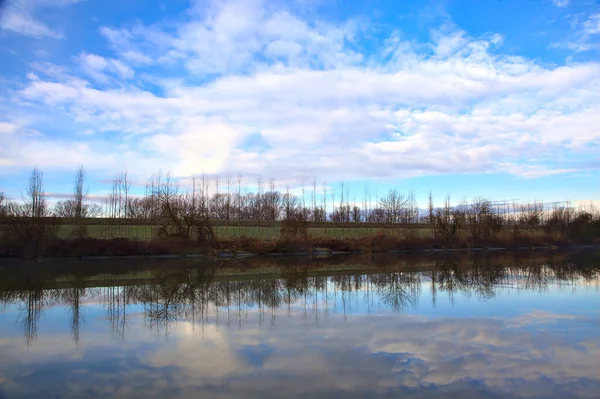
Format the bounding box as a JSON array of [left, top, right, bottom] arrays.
[[1, 167, 599, 250]]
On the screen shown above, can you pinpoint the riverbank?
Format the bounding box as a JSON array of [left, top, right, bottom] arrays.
[[0, 232, 598, 259], [1, 249, 598, 289]]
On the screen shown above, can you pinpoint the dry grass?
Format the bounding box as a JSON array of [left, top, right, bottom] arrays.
[[56, 224, 431, 240], [3, 219, 595, 258]]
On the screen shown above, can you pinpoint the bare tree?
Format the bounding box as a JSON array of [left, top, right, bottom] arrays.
[[149, 171, 214, 244], [24, 167, 47, 220], [125, 197, 153, 219], [433, 195, 465, 242], [54, 200, 102, 218], [464, 198, 502, 243], [351, 204, 361, 223], [283, 186, 301, 220], [428, 191, 435, 238], [330, 184, 335, 223], [379, 189, 409, 224], [312, 177, 317, 223], [545, 203, 573, 238], [107, 173, 119, 237], [257, 176, 263, 234], [73, 166, 87, 238], [237, 174, 242, 235], [322, 181, 327, 236], [226, 174, 232, 237], [339, 182, 344, 235], [0, 192, 6, 218], [16, 167, 60, 256]]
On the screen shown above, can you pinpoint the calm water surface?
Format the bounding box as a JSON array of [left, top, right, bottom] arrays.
[[0, 252, 599, 398]]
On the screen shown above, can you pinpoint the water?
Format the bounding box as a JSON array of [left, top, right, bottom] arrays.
[[0, 251, 599, 398]]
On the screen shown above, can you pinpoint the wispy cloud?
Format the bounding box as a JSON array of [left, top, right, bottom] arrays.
[[0, 0, 81, 39], [552, 0, 570, 7], [552, 12, 600, 52]]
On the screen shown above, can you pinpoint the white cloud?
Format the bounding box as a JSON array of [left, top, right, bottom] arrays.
[[583, 13, 600, 35], [0, 122, 18, 135], [120, 50, 153, 65], [1, 0, 599, 186], [0, 0, 81, 39], [552, 12, 600, 52], [0, 8, 62, 38], [78, 53, 135, 83], [99, 0, 363, 73], [552, 0, 570, 7]]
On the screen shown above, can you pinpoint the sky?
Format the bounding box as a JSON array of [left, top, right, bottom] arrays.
[[0, 0, 599, 205]]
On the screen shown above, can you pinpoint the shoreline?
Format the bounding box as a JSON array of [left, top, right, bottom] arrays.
[[0, 242, 597, 262]]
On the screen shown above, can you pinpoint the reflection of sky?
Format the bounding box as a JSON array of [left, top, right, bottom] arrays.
[[295, 279, 600, 320], [0, 279, 599, 398]]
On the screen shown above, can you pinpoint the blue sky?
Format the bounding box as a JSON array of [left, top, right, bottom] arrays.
[[0, 0, 599, 205]]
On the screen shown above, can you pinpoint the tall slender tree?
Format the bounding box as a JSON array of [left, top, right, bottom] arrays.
[[73, 166, 87, 238]]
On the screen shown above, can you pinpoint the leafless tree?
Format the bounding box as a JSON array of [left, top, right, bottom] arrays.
[[545, 203, 574, 238], [428, 191, 435, 238], [148, 171, 214, 244], [6, 167, 61, 256], [23, 167, 47, 220], [72, 166, 87, 237], [54, 200, 102, 218], [351, 205, 361, 223], [0, 192, 6, 217], [464, 198, 503, 243], [379, 189, 409, 224], [125, 197, 153, 219], [226, 174, 232, 237], [312, 177, 317, 223], [283, 186, 301, 220], [321, 181, 328, 235], [237, 174, 242, 235], [257, 176, 263, 234], [433, 195, 465, 242]]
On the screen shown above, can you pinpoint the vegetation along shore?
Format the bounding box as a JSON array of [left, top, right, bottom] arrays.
[[1, 167, 599, 258]]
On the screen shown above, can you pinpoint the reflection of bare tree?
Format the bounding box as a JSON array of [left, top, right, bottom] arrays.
[[142, 281, 182, 340], [135, 268, 217, 339], [1, 252, 599, 345], [427, 256, 507, 303], [65, 284, 85, 349], [103, 285, 130, 341], [18, 288, 45, 348], [371, 272, 421, 312], [281, 267, 308, 318]]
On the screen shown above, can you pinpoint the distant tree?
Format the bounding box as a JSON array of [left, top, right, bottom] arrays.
[[0, 192, 6, 217], [433, 195, 464, 241], [73, 166, 88, 237], [282, 189, 301, 220], [11, 167, 61, 256], [148, 171, 214, 243], [367, 208, 386, 223], [54, 200, 102, 218], [379, 189, 409, 224], [23, 167, 48, 219], [262, 190, 282, 221], [351, 205, 361, 223], [126, 197, 154, 219], [428, 191, 436, 238]]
